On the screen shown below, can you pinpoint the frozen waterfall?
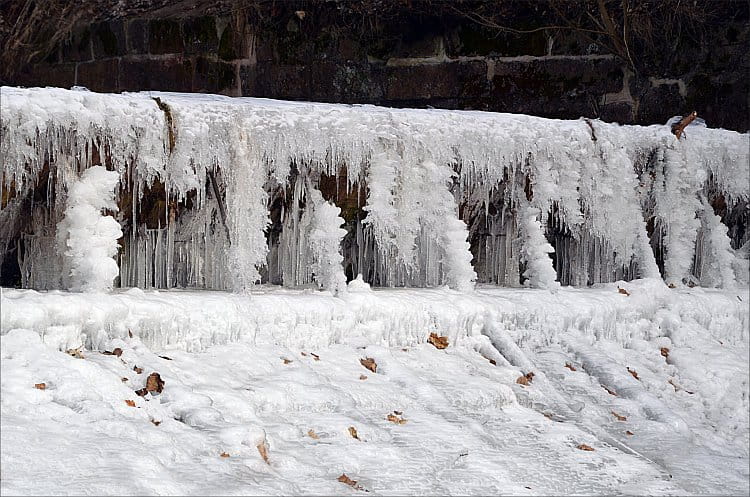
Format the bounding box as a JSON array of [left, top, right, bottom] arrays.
[[1, 86, 748, 292]]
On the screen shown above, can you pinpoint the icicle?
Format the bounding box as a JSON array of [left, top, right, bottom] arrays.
[[697, 198, 737, 288], [225, 126, 270, 293]]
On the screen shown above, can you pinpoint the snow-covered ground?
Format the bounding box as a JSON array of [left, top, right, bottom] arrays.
[[1, 279, 748, 495]]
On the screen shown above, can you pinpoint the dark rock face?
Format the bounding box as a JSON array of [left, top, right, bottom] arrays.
[[6, 2, 749, 131]]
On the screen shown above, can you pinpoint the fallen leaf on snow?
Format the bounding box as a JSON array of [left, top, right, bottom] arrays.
[[360, 358, 377, 373], [135, 388, 148, 397], [516, 372, 535, 385], [338, 474, 357, 486], [121, 377, 128, 382], [348, 426, 360, 440], [428, 332, 449, 349], [311, 353, 320, 361], [133, 366, 143, 374], [625, 430, 634, 436], [257, 441, 269, 464], [307, 429, 320, 439], [359, 374, 368, 380], [282, 358, 292, 364], [602, 385, 618, 396], [128, 330, 133, 338], [668, 378, 694, 394], [151, 419, 161, 426], [146, 372, 164, 394], [220, 452, 230, 458], [627, 367, 640, 380], [564, 363, 577, 371], [34, 383, 46, 390], [125, 400, 136, 407], [660, 347, 670, 358], [577, 444, 595, 451], [393, 410, 402, 416], [611, 410, 627, 421], [301, 352, 308, 356], [618, 287, 630, 296], [111, 347, 123, 357], [158, 355, 172, 361], [387, 414, 407, 424], [66, 347, 84, 359]]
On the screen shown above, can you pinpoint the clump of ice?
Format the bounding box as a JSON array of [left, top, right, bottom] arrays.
[[519, 205, 559, 292], [56, 166, 122, 292], [307, 187, 348, 295]]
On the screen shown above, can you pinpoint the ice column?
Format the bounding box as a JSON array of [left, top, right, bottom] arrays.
[[56, 166, 123, 292], [519, 204, 559, 292], [307, 183, 348, 295], [698, 198, 737, 288]]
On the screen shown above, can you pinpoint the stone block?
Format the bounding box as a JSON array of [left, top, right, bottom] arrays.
[[119, 56, 193, 92], [241, 63, 309, 100], [193, 57, 236, 93], [76, 59, 119, 92], [384, 60, 487, 101], [92, 21, 126, 58], [182, 16, 219, 55], [126, 19, 149, 54], [148, 19, 183, 54]]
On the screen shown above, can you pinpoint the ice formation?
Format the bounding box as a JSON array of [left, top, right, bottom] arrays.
[[55, 166, 122, 292], [0, 87, 748, 292]]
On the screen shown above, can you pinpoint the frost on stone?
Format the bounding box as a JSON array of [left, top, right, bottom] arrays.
[[56, 166, 122, 292]]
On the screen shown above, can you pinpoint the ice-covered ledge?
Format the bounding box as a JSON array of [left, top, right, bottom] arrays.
[[2, 279, 746, 353], [2, 86, 748, 293]]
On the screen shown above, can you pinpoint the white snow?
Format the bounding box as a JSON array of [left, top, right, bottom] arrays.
[[1, 281, 748, 495]]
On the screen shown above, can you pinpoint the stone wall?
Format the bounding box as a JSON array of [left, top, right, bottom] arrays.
[[10, 4, 750, 131]]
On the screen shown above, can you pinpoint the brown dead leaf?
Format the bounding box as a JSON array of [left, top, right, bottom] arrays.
[[516, 372, 535, 386], [146, 372, 164, 394], [359, 374, 368, 380], [113, 347, 123, 357], [34, 382, 46, 390], [627, 367, 640, 380], [257, 441, 269, 464], [307, 429, 320, 439], [428, 332, 449, 349], [151, 419, 161, 426], [602, 385, 618, 396], [565, 363, 577, 371], [121, 377, 128, 382], [393, 410, 402, 416], [282, 358, 292, 364], [660, 347, 670, 359], [348, 426, 360, 440], [577, 444, 595, 451], [135, 387, 148, 397], [125, 399, 136, 407], [543, 412, 553, 419], [618, 287, 630, 296], [128, 330, 133, 338], [66, 347, 84, 359], [360, 357, 377, 373], [311, 353, 320, 361], [489, 358, 497, 365], [338, 474, 357, 487], [133, 366, 143, 374], [401, 348, 408, 352], [301, 352, 308, 356], [625, 430, 634, 436], [611, 410, 627, 421], [386, 414, 407, 424], [220, 452, 230, 458], [668, 283, 676, 289], [158, 355, 172, 361]]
